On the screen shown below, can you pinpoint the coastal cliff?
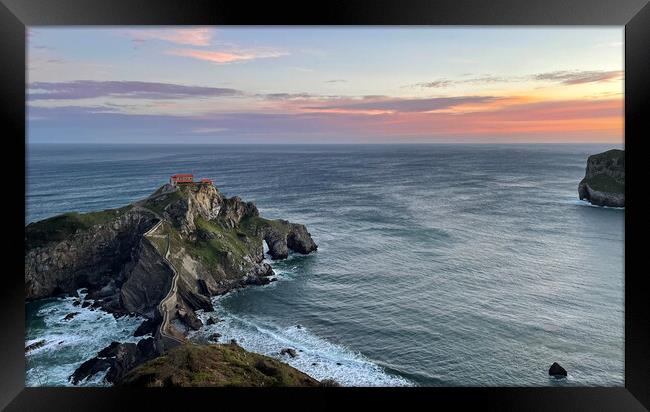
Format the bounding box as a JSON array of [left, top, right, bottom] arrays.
[[25, 180, 318, 385], [578, 149, 625, 207]]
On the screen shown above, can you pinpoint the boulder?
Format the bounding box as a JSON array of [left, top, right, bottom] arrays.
[[549, 362, 567, 378], [206, 316, 221, 325], [70, 338, 157, 385], [25, 340, 46, 353], [62, 312, 80, 321], [133, 319, 157, 337], [280, 348, 298, 358]]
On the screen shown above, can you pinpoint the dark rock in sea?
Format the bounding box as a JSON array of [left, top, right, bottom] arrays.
[[336, 362, 342, 366], [206, 316, 221, 325], [133, 319, 157, 337], [72, 299, 81, 307], [296, 324, 302, 329], [230, 339, 238, 345], [311, 362, 317, 366], [578, 149, 624, 207], [208, 333, 222, 343], [280, 348, 298, 358], [63, 312, 80, 321], [70, 357, 113, 385], [98, 341, 122, 358], [257, 220, 318, 260], [549, 362, 567, 378], [319, 378, 341, 387], [70, 338, 157, 385], [81, 301, 91, 308], [177, 306, 203, 331], [25, 340, 46, 353]]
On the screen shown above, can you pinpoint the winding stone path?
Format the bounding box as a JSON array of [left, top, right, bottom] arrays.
[[142, 216, 185, 353]]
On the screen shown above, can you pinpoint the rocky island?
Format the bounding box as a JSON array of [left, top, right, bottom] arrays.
[[578, 149, 625, 207], [25, 179, 320, 386]]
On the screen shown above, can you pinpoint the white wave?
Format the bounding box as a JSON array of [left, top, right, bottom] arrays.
[[570, 199, 624, 210], [188, 295, 413, 387], [25, 289, 144, 387]]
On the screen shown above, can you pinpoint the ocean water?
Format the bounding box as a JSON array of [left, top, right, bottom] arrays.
[[25, 144, 624, 387]]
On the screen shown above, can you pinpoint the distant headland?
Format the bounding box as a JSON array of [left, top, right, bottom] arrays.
[[578, 149, 624, 208]]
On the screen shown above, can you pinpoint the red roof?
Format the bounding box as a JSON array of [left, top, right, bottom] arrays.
[[200, 178, 212, 182], [171, 173, 193, 178]]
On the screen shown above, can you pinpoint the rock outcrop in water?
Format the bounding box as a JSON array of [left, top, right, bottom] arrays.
[[578, 149, 624, 207], [25, 180, 318, 385], [548, 362, 567, 378]]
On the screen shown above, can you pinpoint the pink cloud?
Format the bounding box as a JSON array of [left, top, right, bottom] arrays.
[[167, 48, 288, 64], [122, 28, 213, 46]]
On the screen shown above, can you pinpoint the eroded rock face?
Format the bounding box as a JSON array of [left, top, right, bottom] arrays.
[[578, 149, 624, 207], [120, 239, 175, 318], [260, 220, 318, 260], [25, 209, 158, 301], [70, 338, 157, 385]]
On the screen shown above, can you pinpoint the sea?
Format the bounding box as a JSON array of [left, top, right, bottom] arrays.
[[25, 143, 624, 387]]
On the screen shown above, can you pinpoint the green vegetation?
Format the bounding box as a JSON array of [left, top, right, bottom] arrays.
[[142, 190, 184, 216], [119, 343, 319, 387], [188, 217, 261, 272], [240, 216, 289, 237], [581, 174, 624, 194], [25, 206, 131, 250]]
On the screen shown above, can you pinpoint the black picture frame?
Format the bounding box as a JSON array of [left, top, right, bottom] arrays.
[[1, 0, 649, 410]]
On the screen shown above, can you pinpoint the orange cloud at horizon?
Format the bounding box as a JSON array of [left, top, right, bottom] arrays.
[[310, 96, 624, 142]]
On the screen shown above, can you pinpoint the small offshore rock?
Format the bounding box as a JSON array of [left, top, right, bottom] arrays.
[[549, 362, 567, 378], [25, 340, 46, 353], [208, 333, 222, 343], [280, 348, 298, 358], [63, 312, 80, 321]]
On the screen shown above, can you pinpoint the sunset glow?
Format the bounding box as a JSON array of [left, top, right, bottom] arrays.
[[27, 27, 624, 144]]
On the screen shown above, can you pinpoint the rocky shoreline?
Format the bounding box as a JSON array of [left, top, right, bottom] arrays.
[[25, 181, 320, 386]]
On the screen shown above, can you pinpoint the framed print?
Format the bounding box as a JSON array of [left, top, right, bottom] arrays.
[[1, 0, 649, 410]]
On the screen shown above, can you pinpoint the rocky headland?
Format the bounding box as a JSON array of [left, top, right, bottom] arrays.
[[578, 149, 624, 207], [25, 180, 318, 386]]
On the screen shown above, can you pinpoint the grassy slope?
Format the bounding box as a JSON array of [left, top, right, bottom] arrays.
[[240, 216, 290, 237], [25, 206, 132, 250], [119, 343, 319, 387]]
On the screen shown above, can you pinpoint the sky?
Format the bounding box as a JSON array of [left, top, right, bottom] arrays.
[[27, 27, 624, 144]]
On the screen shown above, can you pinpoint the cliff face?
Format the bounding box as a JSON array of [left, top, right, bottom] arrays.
[[25, 181, 318, 347], [25, 208, 158, 303], [578, 149, 625, 207]]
